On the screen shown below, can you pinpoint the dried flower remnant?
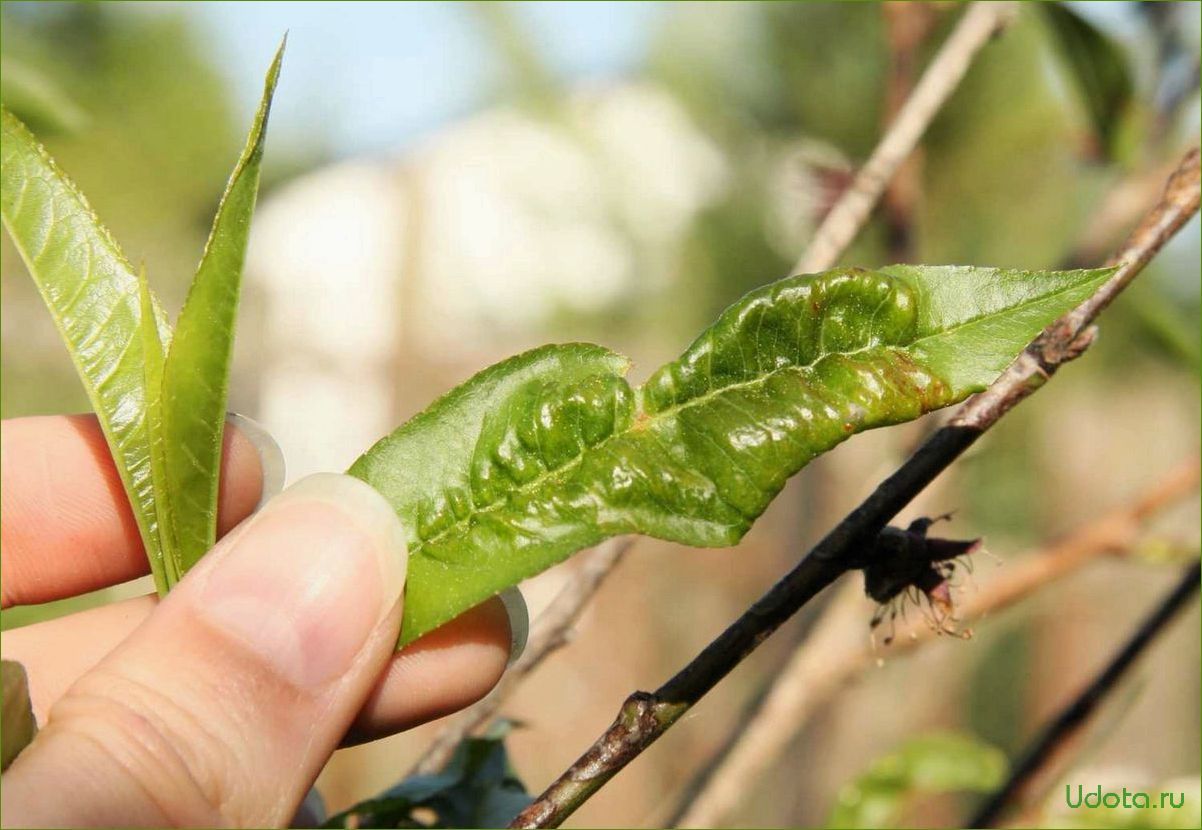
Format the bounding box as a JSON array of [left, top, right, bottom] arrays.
[[849, 514, 981, 644]]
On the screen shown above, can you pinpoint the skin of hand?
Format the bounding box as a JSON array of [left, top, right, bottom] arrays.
[[0, 414, 513, 827]]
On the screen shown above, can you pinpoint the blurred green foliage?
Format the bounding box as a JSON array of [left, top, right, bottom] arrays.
[[1038, 2, 1135, 161], [0, 3, 237, 273], [0, 53, 87, 134], [825, 731, 1008, 829], [919, 9, 1101, 269], [967, 620, 1036, 758], [324, 722, 532, 829]]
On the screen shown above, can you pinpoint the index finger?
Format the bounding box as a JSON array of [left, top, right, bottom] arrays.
[[0, 414, 269, 608]]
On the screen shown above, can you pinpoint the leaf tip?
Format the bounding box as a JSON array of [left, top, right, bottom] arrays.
[[265, 36, 286, 95]]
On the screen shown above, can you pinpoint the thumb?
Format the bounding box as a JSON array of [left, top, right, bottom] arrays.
[[1, 474, 407, 828]]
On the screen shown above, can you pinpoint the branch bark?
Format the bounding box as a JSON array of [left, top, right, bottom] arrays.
[[510, 145, 1201, 830], [794, 1, 1017, 274], [668, 459, 1200, 828], [411, 538, 634, 775], [970, 560, 1202, 828]]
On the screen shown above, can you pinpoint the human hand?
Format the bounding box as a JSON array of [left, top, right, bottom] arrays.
[[0, 414, 517, 827]]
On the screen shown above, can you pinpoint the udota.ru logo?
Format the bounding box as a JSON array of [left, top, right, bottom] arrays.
[[1065, 784, 1187, 810]]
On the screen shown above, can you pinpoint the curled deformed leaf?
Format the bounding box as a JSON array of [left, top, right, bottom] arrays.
[[353, 265, 1113, 645]]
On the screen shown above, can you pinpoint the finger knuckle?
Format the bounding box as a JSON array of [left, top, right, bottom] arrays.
[[45, 667, 243, 826]]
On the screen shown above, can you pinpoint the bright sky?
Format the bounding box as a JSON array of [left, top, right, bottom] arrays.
[[180, 1, 664, 159], [155, 0, 1179, 162]]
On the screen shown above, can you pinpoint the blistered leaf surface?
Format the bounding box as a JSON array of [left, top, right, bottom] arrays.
[[352, 265, 1112, 644]]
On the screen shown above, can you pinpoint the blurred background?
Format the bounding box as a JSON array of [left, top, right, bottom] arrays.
[[1, 2, 1199, 827]]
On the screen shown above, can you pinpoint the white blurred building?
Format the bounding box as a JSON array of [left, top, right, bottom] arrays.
[[246, 81, 730, 480]]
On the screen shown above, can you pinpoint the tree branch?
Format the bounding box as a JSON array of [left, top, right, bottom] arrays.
[[510, 145, 1201, 830], [970, 560, 1202, 828], [794, 1, 1017, 274], [668, 134, 1202, 828], [411, 538, 634, 775], [668, 459, 1200, 828]]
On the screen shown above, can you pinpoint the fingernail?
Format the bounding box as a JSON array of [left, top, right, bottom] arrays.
[[498, 587, 529, 667], [227, 412, 286, 510], [197, 473, 407, 688]]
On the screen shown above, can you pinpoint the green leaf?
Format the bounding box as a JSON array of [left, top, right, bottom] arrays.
[[873, 264, 1115, 391], [160, 39, 283, 572], [1123, 286, 1202, 375], [323, 722, 531, 828], [1, 42, 283, 592], [352, 265, 1113, 645], [0, 106, 167, 582], [1, 660, 38, 773], [0, 54, 88, 135], [826, 732, 1008, 829], [1037, 3, 1134, 159], [137, 267, 175, 593]]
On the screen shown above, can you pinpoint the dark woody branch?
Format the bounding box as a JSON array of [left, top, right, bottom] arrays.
[[510, 146, 1200, 830], [970, 561, 1201, 828]]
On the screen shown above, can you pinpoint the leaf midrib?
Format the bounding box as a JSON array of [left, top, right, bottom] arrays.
[[411, 339, 896, 561], [907, 276, 1095, 349], [1, 112, 141, 281]]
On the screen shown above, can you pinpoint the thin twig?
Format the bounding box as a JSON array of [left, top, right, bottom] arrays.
[[970, 560, 1202, 828], [510, 145, 1200, 830], [411, 538, 634, 775], [669, 459, 1200, 828], [879, 1, 939, 262], [794, 2, 1017, 274]]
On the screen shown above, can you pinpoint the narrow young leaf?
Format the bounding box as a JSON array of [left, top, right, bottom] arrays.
[[161, 40, 283, 571], [352, 266, 1113, 645], [137, 267, 175, 592], [0, 107, 167, 578]]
